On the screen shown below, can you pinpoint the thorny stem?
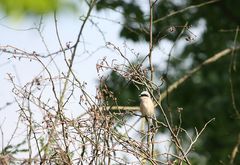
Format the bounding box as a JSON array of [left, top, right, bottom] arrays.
[[107, 47, 240, 112], [149, 0, 154, 82], [2, 0, 238, 164], [148, 0, 156, 162], [165, 22, 188, 128], [59, 0, 96, 108], [143, 85, 191, 164], [152, 96, 191, 164], [27, 1, 97, 163], [55, 1, 95, 161]]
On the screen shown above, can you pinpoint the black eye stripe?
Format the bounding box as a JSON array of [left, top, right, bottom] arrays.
[[140, 94, 149, 97]]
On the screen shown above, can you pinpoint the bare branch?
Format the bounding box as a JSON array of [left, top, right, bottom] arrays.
[[154, 0, 220, 23]]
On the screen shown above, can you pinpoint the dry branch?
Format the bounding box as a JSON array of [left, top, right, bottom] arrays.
[[108, 47, 239, 111]]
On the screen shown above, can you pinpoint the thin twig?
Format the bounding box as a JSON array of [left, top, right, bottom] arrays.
[[149, 0, 154, 82], [185, 118, 215, 156], [154, 0, 220, 23], [228, 26, 240, 118]]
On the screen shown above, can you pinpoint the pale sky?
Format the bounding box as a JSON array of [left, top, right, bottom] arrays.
[[0, 1, 204, 160]]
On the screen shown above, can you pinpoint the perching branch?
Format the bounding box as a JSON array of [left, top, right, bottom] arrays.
[[108, 47, 239, 111]]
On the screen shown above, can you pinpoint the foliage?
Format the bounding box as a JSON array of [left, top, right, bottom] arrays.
[[0, 141, 28, 164], [0, 0, 239, 164], [0, 0, 75, 17], [96, 0, 240, 164]]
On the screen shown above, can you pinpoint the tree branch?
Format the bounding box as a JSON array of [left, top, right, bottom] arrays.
[[159, 47, 239, 102], [108, 47, 239, 111], [154, 0, 220, 23]]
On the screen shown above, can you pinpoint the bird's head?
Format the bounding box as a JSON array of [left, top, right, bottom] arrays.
[[139, 91, 150, 98]]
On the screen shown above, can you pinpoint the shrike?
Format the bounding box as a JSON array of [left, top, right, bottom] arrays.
[[139, 91, 155, 124]]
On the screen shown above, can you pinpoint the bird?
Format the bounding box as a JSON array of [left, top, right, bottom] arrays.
[[139, 91, 155, 125]]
